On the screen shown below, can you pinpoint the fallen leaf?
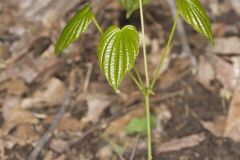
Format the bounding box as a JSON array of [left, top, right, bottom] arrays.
[[44, 114, 82, 132], [224, 84, 240, 142], [196, 56, 215, 90], [213, 37, 240, 55], [1, 97, 38, 135], [5, 124, 39, 147], [0, 78, 28, 96], [82, 94, 112, 124], [1, 55, 61, 84], [211, 55, 237, 91], [50, 139, 68, 153], [158, 133, 205, 153], [21, 78, 66, 108], [201, 116, 226, 137]]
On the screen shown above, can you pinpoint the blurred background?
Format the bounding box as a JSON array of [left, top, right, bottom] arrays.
[[0, 0, 240, 159]]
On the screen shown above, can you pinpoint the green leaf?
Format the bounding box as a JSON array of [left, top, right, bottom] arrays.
[[126, 114, 156, 135], [55, 5, 93, 53], [98, 25, 139, 92], [119, 0, 150, 18], [176, 0, 214, 46]]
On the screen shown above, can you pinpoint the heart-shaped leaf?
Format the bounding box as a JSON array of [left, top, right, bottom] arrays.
[[176, 0, 214, 46], [119, 0, 150, 18], [98, 25, 139, 92], [55, 5, 93, 53]]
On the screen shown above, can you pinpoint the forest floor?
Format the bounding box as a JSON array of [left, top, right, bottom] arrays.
[[1, 0, 240, 160]]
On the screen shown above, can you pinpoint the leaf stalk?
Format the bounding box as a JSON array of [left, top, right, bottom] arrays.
[[93, 16, 103, 34], [150, 13, 179, 90]]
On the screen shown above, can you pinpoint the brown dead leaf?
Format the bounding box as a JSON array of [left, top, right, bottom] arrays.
[[21, 78, 66, 109], [50, 139, 68, 153], [211, 55, 237, 91], [196, 54, 239, 92], [0, 78, 28, 96], [44, 114, 82, 132], [213, 37, 240, 55], [0, 55, 61, 84], [224, 84, 240, 142], [4, 124, 39, 147], [82, 94, 112, 124], [158, 133, 205, 153], [201, 116, 227, 137], [1, 97, 38, 135], [14, 124, 39, 142], [196, 56, 215, 90]]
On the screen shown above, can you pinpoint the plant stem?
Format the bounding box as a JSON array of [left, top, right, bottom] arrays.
[[145, 94, 152, 160], [139, 0, 152, 159], [129, 72, 144, 93], [150, 13, 179, 90], [139, 0, 150, 88], [93, 16, 103, 34], [134, 66, 144, 87]]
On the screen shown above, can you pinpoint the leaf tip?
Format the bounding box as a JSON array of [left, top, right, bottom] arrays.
[[114, 88, 121, 94], [126, 12, 132, 19], [210, 38, 215, 47]]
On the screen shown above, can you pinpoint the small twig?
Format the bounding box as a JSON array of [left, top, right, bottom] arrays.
[[130, 135, 140, 160], [28, 91, 71, 160], [166, 0, 197, 69]]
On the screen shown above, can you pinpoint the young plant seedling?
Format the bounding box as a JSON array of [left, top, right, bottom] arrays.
[[55, 0, 214, 159]]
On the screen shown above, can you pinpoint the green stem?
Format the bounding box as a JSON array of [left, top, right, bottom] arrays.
[[139, 0, 152, 159], [134, 66, 144, 87], [150, 13, 179, 90], [129, 72, 144, 94], [145, 94, 152, 160], [93, 16, 103, 34], [139, 0, 150, 88]]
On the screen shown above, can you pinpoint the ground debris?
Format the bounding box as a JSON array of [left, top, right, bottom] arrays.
[[224, 84, 240, 142], [21, 77, 67, 109], [81, 93, 113, 124], [1, 0, 240, 159], [157, 133, 206, 153]]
